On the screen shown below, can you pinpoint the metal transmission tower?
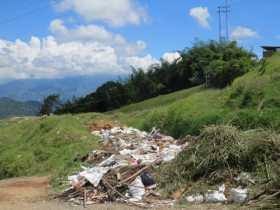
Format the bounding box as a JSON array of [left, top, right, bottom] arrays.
[[217, 0, 230, 42]]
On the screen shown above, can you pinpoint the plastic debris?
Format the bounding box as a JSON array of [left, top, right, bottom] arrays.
[[160, 144, 183, 162], [128, 176, 146, 202], [186, 194, 204, 203], [235, 172, 255, 185], [67, 166, 110, 189], [205, 185, 227, 203], [60, 125, 188, 208], [141, 172, 156, 187], [205, 190, 227, 203], [229, 187, 248, 203]]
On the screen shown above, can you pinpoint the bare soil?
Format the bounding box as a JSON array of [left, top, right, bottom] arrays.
[[0, 177, 243, 210], [0, 176, 49, 203]]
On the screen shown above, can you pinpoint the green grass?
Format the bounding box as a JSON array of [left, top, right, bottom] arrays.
[[114, 86, 204, 113], [0, 113, 103, 181], [109, 53, 280, 137]]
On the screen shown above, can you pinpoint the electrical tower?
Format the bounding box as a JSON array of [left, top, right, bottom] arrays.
[[217, 0, 230, 42]]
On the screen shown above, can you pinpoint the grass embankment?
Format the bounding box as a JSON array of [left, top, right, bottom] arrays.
[[0, 114, 102, 180]]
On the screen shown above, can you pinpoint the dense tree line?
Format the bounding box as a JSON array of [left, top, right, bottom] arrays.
[[54, 40, 257, 114]]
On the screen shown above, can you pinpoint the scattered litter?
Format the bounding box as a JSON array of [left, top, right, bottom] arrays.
[[128, 176, 146, 202], [186, 194, 204, 203], [80, 167, 110, 187], [229, 187, 248, 203], [235, 172, 255, 185], [205, 190, 227, 203], [205, 184, 227, 203], [160, 144, 184, 162], [60, 126, 187, 208], [141, 172, 156, 187]]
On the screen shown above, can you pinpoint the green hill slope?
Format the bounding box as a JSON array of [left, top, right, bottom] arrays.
[[0, 97, 41, 119], [0, 114, 101, 180], [113, 53, 280, 137], [1, 53, 280, 182]]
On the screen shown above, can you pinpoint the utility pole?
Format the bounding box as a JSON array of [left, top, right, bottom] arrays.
[[217, 0, 230, 42]]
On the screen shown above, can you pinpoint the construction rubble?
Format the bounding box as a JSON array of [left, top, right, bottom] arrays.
[[60, 126, 188, 207]]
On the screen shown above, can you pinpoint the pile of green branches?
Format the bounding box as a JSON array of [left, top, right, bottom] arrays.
[[158, 125, 280, 206]]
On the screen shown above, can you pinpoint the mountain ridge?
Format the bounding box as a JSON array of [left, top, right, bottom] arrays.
[[0, 97, 41, 119], [0, 75, 120, 102]]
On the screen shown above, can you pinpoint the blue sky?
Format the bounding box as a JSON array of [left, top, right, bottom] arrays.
[[0, 0, 278, 82]]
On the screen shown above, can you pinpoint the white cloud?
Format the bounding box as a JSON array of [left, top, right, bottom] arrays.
[[125, 54, 160, 71], [50, 19, 124, 45], [231, 26, 259, 40], [162, 52, 182, 64], [55, 0, 147, 27], [0, 21, 159, 80], [189, 7, 210, 28], [49, 19, 146, 57], [0, 36, 125, 80]]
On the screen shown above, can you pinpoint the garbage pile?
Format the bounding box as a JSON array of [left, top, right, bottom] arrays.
[[60, 126, 188, 207]]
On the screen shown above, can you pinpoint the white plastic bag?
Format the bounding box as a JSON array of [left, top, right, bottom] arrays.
[[128, 176, 145, 201], [186, 194, 204, 203], [229, 187, 248, 203], [205, 191, 227, 203], [160, 144, 182, 162], [79, 167, 110, 187]]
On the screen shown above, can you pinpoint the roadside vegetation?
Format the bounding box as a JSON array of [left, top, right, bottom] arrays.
[[0, 41, 280, 207]]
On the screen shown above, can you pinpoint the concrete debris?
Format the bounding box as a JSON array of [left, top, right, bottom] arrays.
[[60, 126, 187, 208]]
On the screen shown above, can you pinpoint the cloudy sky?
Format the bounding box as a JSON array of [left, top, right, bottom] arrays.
[[0, 0, 278, 82]]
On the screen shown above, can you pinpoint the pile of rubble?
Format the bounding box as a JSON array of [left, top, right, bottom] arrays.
[[60, 126, 188, 207]]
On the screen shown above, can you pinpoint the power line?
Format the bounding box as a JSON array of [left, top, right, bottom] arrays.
[[217, 0, 231, 42]]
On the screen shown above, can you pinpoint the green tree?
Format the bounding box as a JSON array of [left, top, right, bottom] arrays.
[[183, 40, 256, 88], [39, 94, 61, 115], [56, 40, 258, 114], [93, 81, 129, 112]]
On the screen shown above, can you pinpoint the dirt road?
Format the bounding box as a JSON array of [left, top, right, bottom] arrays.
[[0, 177, 240, 210]]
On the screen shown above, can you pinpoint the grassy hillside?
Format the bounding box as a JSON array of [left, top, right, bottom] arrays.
[[0, 97, 41, 119], [0, 114, 101, 180], [112, 54, 280, 137], [114, 86, 204, 113], [0, 53, 280, 183]]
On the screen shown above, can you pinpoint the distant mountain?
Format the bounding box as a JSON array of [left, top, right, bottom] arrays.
[[0, 97, 41, 119], [0, 75, 119, 102]]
